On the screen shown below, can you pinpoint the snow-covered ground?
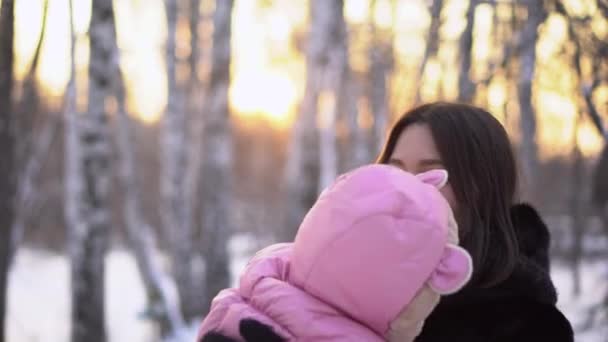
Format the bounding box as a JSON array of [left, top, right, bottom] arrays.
[[552, 261, 608, 342], [7, 248, 157, 341], [7, 234, 608, 341]]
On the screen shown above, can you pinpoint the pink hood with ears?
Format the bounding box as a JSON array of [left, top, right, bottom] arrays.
[[198, 165, 472, 341]]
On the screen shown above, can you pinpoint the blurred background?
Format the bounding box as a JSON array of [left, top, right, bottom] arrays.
[[0, 0, 607, 341]]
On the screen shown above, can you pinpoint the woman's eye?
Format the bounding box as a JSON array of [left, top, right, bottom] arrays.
[[417, 167, 443, 174]]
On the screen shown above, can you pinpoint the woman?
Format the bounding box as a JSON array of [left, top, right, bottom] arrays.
[[203, 102, 573, 341], [377, 102, 573, 341]]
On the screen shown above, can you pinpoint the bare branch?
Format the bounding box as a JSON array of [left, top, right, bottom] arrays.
[[556, 0, 608, 141], [582, 80, 608, 142]]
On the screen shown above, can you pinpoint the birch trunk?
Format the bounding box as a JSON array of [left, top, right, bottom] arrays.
[[517, 0, 546, 201], [10, 0, 51, 264], [458, 0, 478, 103], [368, 0, 393, 157], [69, 0, 114, 340], [283, 0, 345, 241], [161, 0, 200, 320], [415, 0, 442, 104], [318, 91, 338, 192], [112, 36, 185, 335], [116, 70, 184, 336], [200, 0, 235, 312], [569, 113, 586, 296], [0, 1, 15, 341], [319, 0, 347, 190], [343, 79, 368, 169]]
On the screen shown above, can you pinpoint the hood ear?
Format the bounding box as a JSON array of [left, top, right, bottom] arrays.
[[427, 244, 472, 295], [416, 169, 448, 189]]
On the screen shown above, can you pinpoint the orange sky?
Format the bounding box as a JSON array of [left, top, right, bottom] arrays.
[[10, 0, 606, 158]]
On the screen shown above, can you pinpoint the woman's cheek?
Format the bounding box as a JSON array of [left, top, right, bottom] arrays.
[[440, 184, 458, 213]]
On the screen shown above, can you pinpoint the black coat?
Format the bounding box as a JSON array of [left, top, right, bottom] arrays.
[[416, 204, 574, 342]]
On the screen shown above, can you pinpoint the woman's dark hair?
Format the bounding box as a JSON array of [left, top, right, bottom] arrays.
[[377, 102, 519, 287]]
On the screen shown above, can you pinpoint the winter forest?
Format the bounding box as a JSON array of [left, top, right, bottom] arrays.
[[0, 0, 607, 340]]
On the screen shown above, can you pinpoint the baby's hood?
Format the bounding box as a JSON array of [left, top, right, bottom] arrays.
[[288, 165, 472, 337]]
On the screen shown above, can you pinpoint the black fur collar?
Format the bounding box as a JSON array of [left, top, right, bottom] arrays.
[[508, 203, 557, 305], [417, 203, 573, 341], [441, 203, 558, 306]]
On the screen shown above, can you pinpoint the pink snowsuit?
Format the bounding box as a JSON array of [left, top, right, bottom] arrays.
[[198, 165, 472, 341]]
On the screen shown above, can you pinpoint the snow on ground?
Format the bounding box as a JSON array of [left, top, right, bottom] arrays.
[[6, 234, 259, 342], [552, 260, 608, 342], [7, 234, 608, 341], [7, 248, 156, 342]]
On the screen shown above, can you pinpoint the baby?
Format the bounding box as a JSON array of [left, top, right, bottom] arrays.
[[199, 164, 472, 341]]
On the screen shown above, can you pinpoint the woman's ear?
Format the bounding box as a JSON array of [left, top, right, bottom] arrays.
[[427, 244, 472, 295], [416, 169, 448, 189]]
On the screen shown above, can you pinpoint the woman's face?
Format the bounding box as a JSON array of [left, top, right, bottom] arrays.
[[387, 123, 458, 211]]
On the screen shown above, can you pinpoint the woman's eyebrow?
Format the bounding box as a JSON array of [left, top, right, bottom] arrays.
[[387, 158, 405, 167], [419, 159, 444, 167]]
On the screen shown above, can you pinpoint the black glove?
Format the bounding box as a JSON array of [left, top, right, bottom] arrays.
[[200, 332, 240, 342], [199, 319, 285, 342]]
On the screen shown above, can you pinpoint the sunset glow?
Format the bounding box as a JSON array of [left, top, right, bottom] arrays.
[[10, 0, 606, 156]]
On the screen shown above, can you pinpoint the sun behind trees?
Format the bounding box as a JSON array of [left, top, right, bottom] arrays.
[[0, 0, 607, 341]]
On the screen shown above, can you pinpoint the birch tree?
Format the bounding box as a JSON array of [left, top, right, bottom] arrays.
[[415, 0, 442, 103], [283, 0, 345, 241], [343, 80, 368, 170], [11, 0, 52, 264], [569, 112, 586, 295], [458, 0, 478, 103], [318, 91, 338, 192], [184, 0, 207, 319], [318, 0, 347, 191], [186, 0, 203, 214], [64, 0, 78, 288], [517, 0, 546, 200], [15, 0, 47, 168], [115, 76, 186, 338], [368, 0, 394, 156], [111, 13, 185, 336], [0, 1, 16, 341], [68, 0, 114, 340], [161, 0, 200, 320], [200, 0, 235, 312]]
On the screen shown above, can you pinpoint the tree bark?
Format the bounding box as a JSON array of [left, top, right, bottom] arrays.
[[318, 91, 338, 192], [415, 0, 442, 104], [15, 0, 48, 168], [282, 0, 345, 241], [184, 0, 208, 319], [200, 0, 235, 313], [69, 0, 114, 340], [318, 0, 347, 190], [161, 0, 200, 321], [114, 67, 185, 335], [10, 0, 51, 265], [10, 112, 59, 264], [368, 0, 393, 158], [343, 78, 368, 169], [0, 1, 15, 341], [593, 144, 608, 237], [458, 0, 478, 103], [109, 8, 185, 333], [64, 0, 79, 295], [569, 113, 585, 296], [517, 0, 546, 202]]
